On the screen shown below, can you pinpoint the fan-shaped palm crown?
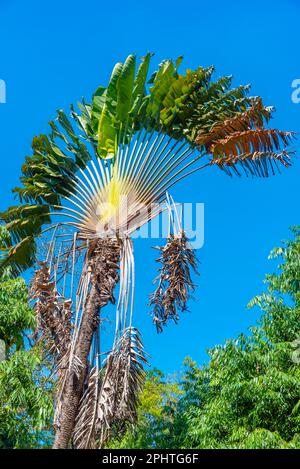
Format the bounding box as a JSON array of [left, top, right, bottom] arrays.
[[0, 53, 294, 275]]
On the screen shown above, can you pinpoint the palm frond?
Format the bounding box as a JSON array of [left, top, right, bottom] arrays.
[[209, 150, 293, 177], [196, 97, 273, 148], [205, 128, 294, 177], [30, 261, 73, 360], [0, 235, 36, 277], [210, 129, 293, 156], [95, 326, 147, 447], [0, 204, 50, 276]]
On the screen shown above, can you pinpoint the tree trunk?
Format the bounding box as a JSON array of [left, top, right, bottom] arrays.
[[53, 238, 120, 449]]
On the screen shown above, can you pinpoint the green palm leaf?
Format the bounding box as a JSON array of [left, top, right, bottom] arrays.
[[130, 52, 152, 117], [97, 61, 123, 158], [116, 54, 136, 123]]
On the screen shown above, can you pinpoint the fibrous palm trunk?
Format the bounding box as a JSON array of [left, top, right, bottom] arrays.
[[53, 238, 120, 449]]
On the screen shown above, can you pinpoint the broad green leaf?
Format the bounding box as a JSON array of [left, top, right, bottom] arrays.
[[130, 53, 152, 115], [116, 54, 136, 123], [91, 86, 106, 133], [97, 62, 123, 158], [146, 59, 176, 120]]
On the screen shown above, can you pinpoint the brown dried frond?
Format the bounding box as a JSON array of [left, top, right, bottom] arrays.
[[209, 128, 293, 156], [72, 366, 99, 449], [150, 231, 198, 333], [196, 98, 272, 149], [194, 100, 295, 178], [209, 149, 293, 178], [30, 261, 73, 360]]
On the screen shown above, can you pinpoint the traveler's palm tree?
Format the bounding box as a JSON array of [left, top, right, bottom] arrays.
[[0, 54, 294, 448]]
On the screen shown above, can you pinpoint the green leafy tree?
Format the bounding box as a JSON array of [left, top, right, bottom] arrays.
[[0, 227, 53, 448]]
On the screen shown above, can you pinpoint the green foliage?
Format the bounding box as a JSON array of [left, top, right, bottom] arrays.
[[0, 227, 53, 448], [0, 350, 53, 448], [108, 369, 182, 449], [95, 53, 151, 157], [114, 228, 300, 449], [0, 275, 34, 350], [0, 209, 48, 276], [97, 61, 124, 158]]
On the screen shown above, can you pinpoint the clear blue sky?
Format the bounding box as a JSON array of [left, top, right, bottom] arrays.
[[0, 0, 299, 374]]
